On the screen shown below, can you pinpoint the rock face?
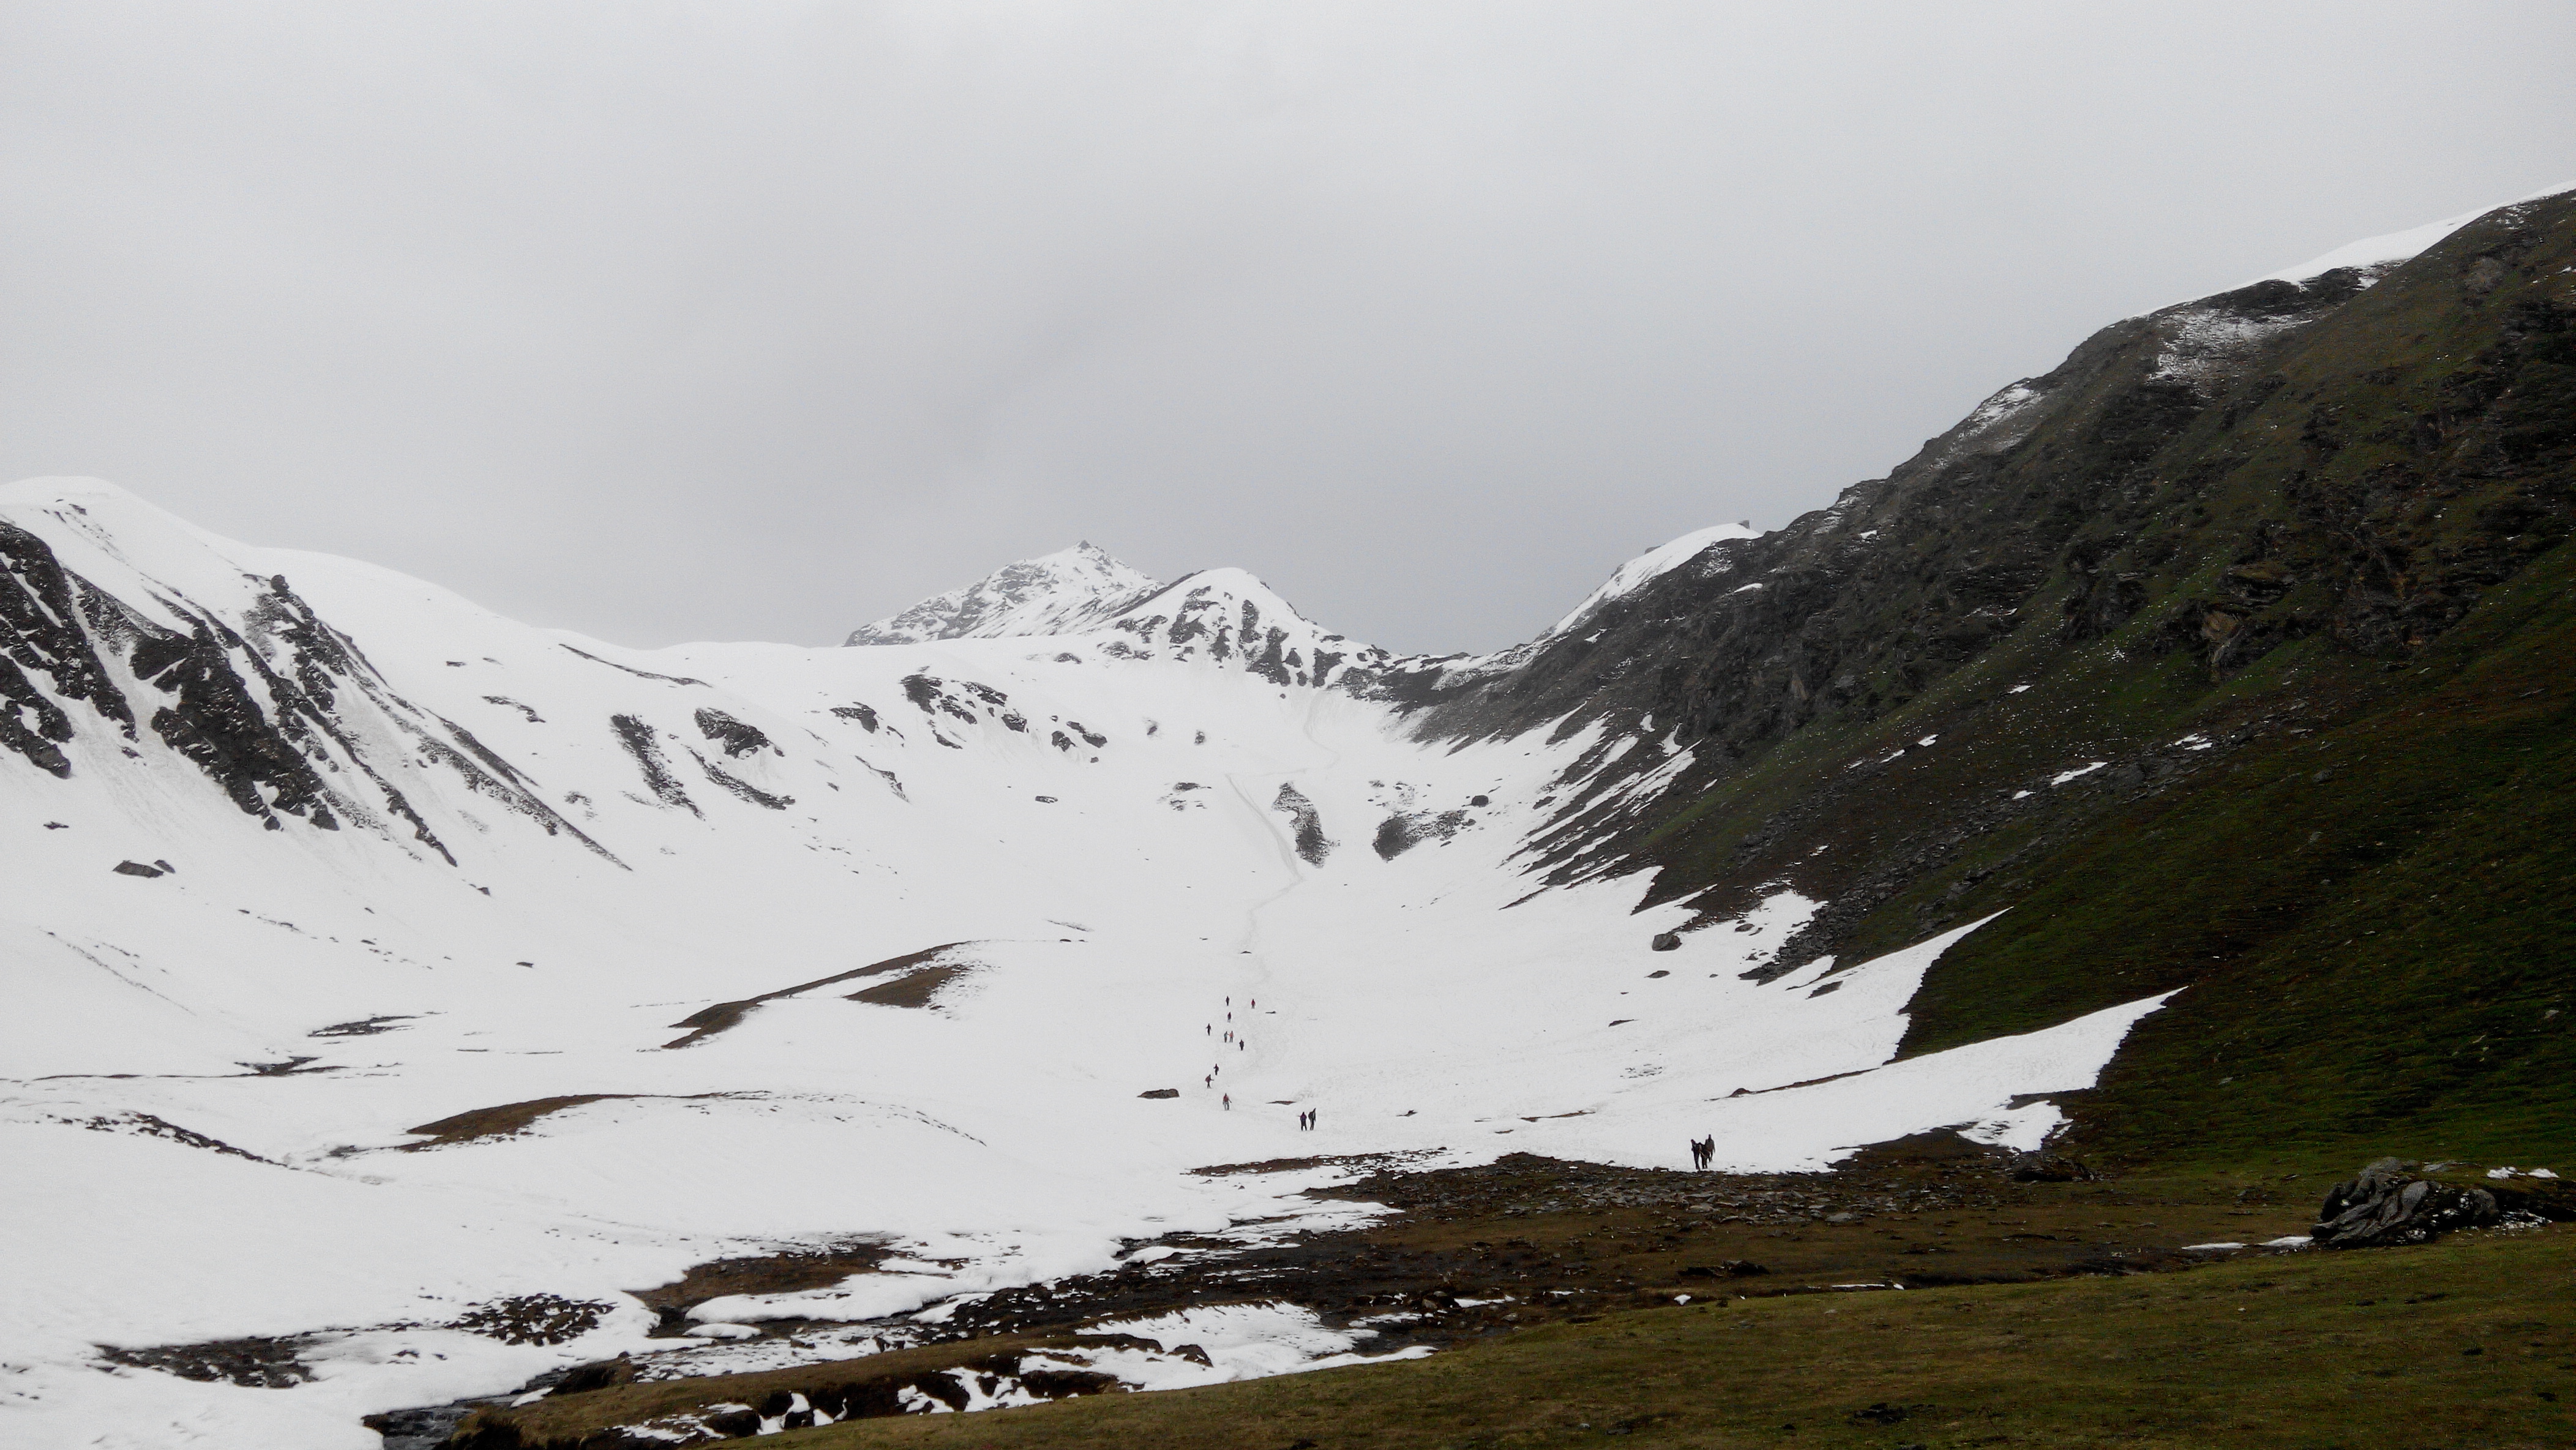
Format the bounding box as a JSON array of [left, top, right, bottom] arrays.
[[2312, 1157, 2501, 1248], [844, 542, 1158, 646], [2005, 1151, 2093, 1183]]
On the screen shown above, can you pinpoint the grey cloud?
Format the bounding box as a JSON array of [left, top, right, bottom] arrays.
[[6, 1, 2572, 652]]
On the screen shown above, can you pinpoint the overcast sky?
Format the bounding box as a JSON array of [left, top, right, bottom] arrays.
[[6, 2, 2572, 653]]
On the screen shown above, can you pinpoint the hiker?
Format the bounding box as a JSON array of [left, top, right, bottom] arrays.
[[1204, 1075, 1211, 1089], [1222, 1093, 1230, 1111], [1205, 1023, 1211, 1035], [1311, 1107, 1319, 1130]]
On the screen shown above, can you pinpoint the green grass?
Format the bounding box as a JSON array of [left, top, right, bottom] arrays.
[[1904, 540, 2576, 1171], [790, 1227, 2576, 1450]]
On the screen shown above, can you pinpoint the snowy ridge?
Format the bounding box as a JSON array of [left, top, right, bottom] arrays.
[[1540, 523, 1761, 639], [845, 542, 1159, 646], [2211, 177, 2576, 295]]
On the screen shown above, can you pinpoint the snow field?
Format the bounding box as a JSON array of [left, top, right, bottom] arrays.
[[2, 479, 2168, 1447]]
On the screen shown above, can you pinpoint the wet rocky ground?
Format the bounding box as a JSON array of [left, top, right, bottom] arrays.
[[331, 1133, 2343, 1447]]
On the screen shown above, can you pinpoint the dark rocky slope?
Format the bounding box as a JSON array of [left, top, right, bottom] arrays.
[[1410, 191, 2576, 1168]]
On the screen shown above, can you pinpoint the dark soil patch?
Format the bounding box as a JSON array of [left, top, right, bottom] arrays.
[[663, 944, 975, 1047], [846, 964, 972, 1010], [634, 1240, 898, 1334], [403, 1094, 640, 1149]]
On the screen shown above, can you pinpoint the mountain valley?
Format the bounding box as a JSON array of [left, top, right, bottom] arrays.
[[6, 187, 2575, 1450]]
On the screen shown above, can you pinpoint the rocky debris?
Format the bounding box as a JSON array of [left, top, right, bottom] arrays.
[[75, 1111, 271, 1162], [2007, 1151, 2094, 1183], [609, 715, 698, 816], [1650, 932, 1681, 952], [447, 1344, 1129, 1448], [1271, 783, 1335, 865], [692, 708, 773, 758], [455, 1295, 616, 1347], [99, 1334, 317, 1389], [2312, 1158, 2499, 1248], [111, 859, 165, 877], [691, 749, 792, 810], [1372, 808, 1469, 860]]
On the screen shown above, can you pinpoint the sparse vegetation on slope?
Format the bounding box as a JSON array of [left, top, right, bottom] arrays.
[[785, 1226, 2575, 1450]]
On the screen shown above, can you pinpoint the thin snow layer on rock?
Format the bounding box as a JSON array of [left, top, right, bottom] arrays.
[[2150, 304, 2322, 388], [0, 478, 2164, 1448], [844, 542, 1158, 646], [1543, 522, 1761, 637]]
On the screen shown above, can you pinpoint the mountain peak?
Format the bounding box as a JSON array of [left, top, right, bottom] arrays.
[[845, 543, 1160, 647]]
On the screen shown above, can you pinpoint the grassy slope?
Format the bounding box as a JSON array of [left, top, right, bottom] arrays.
[[788, 1226, 2576, 1450], [1554, 197, 2576, 1173], [1920, 544, 2576, 1170]]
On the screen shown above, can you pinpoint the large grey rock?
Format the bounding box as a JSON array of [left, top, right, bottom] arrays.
[[2312, 1157, 2500, 1248]]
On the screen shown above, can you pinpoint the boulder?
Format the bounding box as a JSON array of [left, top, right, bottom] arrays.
[[2312, 1157, 2500, 1248], [1650, 932, 1682, 952], [2007, 1151, 2094, 1182], [1137, 1088, 1179, 1099]]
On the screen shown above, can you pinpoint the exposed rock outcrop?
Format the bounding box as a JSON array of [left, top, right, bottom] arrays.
[[2311, 1157, 2499, 1248]]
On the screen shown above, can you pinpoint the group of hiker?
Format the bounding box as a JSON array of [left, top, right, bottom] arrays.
[[1200, 993, 1317, 1130], [1688, 1135, 1715, 1170]]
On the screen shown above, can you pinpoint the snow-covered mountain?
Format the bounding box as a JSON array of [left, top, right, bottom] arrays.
[[20, 186, 2566, 1450], [849, 546, 1450, 696], [843, 542, 1158, 645], [0, 477, 2159, 1448]]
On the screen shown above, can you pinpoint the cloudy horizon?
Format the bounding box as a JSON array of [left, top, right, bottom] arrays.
[[6, 2, 2573, 653]]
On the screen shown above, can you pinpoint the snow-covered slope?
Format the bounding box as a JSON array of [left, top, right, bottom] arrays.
[[0, 479, 2165, 1448], [844, 542, 1159, 645]]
